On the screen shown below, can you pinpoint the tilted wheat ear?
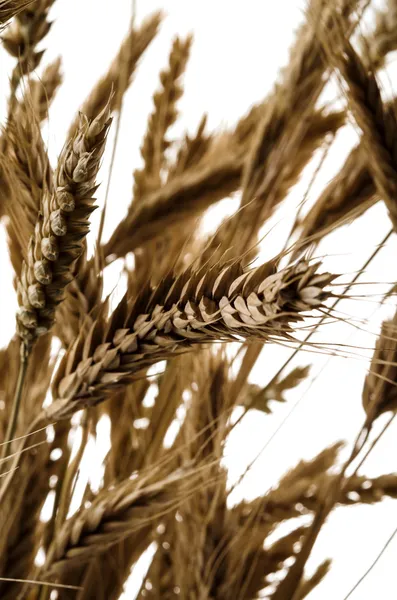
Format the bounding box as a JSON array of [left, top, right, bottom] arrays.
[[42, 469, 193, 580], [47, 259, 335, 421], [16, 104, 112, 346]]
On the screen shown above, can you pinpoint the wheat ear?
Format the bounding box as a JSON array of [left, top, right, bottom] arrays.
[[42, 469, 194, 580], [2, 0, 55, 92], [46, 259, 335, 422], [362, 312, 397, 420], [133, 34, 193, 200], [16, 104, 112, 346], [325, 30, 397, 232]]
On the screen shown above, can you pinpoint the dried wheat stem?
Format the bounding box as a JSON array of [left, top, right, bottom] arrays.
[[16, 104, 112, 347], [0, 342, 29, 461], [47, 259, 335, 422]]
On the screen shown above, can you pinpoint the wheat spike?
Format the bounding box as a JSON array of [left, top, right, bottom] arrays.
[[362, 312, 397, 420], [2, 3, 397, 599], [0, 58, 62, 220], [324, 28, 397, 232], [2, 0, 55, 91], [42, 469, 193, 580], [16, 104, 112, 346], [239, 0, 356, 210], [47, 259, 335, 422], [133, 34, 193, 200], [2, 105, 52, 275], [105, 109, 342, 261], [293, 27, 397, 258]]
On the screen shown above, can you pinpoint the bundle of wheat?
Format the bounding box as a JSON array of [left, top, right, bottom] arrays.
[[1, 1, 397, 599]]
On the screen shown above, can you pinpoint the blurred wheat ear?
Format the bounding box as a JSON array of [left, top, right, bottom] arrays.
[[2, 1, 397, 599]]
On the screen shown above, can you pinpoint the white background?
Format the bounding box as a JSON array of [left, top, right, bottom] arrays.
[[1, 1, 397, 598]]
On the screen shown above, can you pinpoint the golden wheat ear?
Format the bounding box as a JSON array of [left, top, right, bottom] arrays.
[[42, 467, 201, 580], [16, 103, 112, 347], [46, 258, 336, 422]]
